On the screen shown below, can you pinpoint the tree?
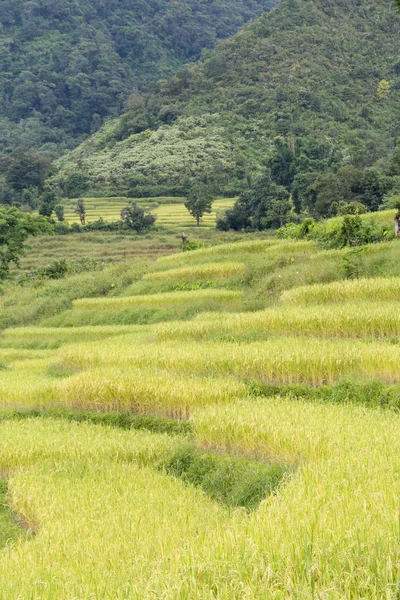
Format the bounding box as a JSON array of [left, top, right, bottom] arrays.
[[216, 192, 252, 231], [267, 137, 296, 189], [5, 148, 50, 193], [75, 199, 86, 225], [120, 201, 156, 232], [54, 204, 65, 222], [247, 170, 291, 230], [377, 79, 391, 101], [185, 181, 214, 227], [0, 207, 53, 279], [65, 173, 90, 199], [39, 188, 59, 217]]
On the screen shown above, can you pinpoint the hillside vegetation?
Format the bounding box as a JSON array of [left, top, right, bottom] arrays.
[[0, 0, 277, 156], [56, 0, 400, 198], [1, 232, 400, 596]]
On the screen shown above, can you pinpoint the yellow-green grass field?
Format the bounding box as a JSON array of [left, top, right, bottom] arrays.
[[2, 224, 400, 597], [62, 196, 235, 228]]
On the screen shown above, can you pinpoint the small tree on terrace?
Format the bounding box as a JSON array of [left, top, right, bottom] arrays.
[[185, 180, 214, 227], [120, 201, 156, 232], [54, 204, 65, 222], [75, 199, 86, 225]]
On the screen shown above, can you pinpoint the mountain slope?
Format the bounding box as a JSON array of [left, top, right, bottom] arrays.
[[0, 0, 278, 157], [56, 0, 400, 197]]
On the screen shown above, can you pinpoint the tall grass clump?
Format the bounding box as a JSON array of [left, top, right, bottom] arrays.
[[59, 368, 247, 418], [73, 290, 242, 311], [282, 277, 400, 305]]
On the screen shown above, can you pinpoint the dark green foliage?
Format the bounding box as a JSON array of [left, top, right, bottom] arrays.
[[249, 379, 400, 412], [277, 213, 392, 248], [64, 173, 90, 199], [163, 446, 290, 509], [220, 170, 292, 231], [0, 0, 278, 155], [60, 0, 400, 205], [54, 205, 65, 222], [4, 148, 50, 193], [121, 201, 156, 232], [38, 188, 59, 217], [0, 207, 53, 279], [217, 193, 252, 231], [0, 408, 192, 437]]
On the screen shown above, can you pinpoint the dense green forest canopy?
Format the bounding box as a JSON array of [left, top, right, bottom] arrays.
[[0, 0, 278, 157], [55, 0, 400, 202]]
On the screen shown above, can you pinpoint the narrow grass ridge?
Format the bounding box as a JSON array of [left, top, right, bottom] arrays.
[[143, 262, 246, 281], [73, 289, 242, 311]]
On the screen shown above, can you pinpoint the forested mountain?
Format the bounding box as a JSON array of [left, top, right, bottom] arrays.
[[56, 0, 400, 199], [0, 0, 278, 157]]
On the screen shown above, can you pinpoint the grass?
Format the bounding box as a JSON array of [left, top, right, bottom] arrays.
[[143, 262, 246, 281], [73, 289, 242, 311], [0, 479, 26, 551]]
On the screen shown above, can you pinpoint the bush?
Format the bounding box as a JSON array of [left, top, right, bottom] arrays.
[[120, 201, 156, 232]]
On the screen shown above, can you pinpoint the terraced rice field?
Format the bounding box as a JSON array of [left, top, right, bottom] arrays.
[[2, 234, 400, 597], [62, 196, 235, 228]]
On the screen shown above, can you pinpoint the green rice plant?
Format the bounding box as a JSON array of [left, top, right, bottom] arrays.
[[143, 262, 246, 281], [0, 479, 27, 550], [282, 276, 400, 305], [59, 368, 247, 418], [59, 336, 400, 385], [73, 289, 242, 311], [154, 302, 400, 341], [157, 239, 314, 267], [157, 239, 281, 265], [0, 349, 52, 366]]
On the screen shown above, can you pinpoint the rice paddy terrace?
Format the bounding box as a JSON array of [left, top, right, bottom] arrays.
[[62, 196, 235, 228], [1, 232, 400, 598]]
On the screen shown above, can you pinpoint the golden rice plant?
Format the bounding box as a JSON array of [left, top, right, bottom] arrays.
[[282, 277, 400, 305], [153, 302, 400, 341], [59, 336, 400, 385], [0, 370, 58, 409], [73, 289, 242, 311], [1, 401, 400, 597], [193, 397, 400, 597], [143, 262, 246, 281], [59, 367, 247, 418]]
